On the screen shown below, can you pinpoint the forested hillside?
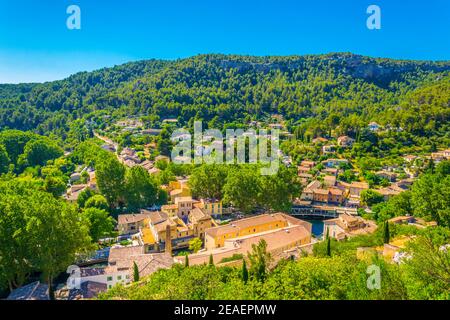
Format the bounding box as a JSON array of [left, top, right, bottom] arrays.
[[0, 53, 449, 146]]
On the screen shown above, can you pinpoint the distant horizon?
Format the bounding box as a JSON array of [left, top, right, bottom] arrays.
[[2, 51, 450, 85], [1, 0, 449, 83]]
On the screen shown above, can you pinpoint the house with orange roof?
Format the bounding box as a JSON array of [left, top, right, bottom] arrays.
[[194, 198, 223, 216], [204, 213, 311, 250], [300, 160, 316, 168], [337, 135, 355, 147], [75, 245, 174, 290], [403, 155, 418, 163], [187, 207, 215, 240], [117, 212, 152, 235], [324, 214, 377, 240], [313, 188, 330, 203], [323, 175, 337, 187], [179, 213, 312, 266], [348, 181, 369, 197], [297, 165, 311, 175]]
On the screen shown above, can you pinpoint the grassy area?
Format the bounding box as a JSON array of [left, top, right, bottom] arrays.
[[219, 254, 244, 263]]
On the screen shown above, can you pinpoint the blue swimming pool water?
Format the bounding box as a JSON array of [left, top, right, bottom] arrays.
[[304, 219, 324, 237]]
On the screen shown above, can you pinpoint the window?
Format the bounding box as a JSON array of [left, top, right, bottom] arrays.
[[107, 276, 113, 281], [117, 275, 122, 280]]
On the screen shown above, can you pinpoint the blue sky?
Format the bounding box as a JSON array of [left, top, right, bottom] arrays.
[[0, 0, 449, 83]]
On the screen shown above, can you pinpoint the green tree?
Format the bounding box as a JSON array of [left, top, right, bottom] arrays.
[[370, 191, 413, 223], [85, 194, 109, 211], [360, 189, 384, 207], [21, 139, 63, 167], [0, 144, 9, 174], [0, 130, 34, 164], [242, 260, 249, 284], [83, 207, 115, 242], [0, 179, 37, 290], [96, 155, 126, 207], [326, 229, 331, 257], [157, 128, 173, 156], [189, 238, 203, 254], [247, 239, 271, 282], [259, 166, 300, 212], [124, 166, 158, 210], [133, 261, 140, 282], [411, 172, 450, 227], [209, 254, 214, 266], [435, 160, 450, 176], [77, 188, 96, 208], [188, 164, 229, 200], [424, 159, 435, 174], [24, 189, 91, 299], [156, 188, 168, 205], [223, 166, 260, 214], [383, 221, 390, 244], [402, 227, 450, 299], [43, 175, 67, 197], [338, 169, 356, 183]]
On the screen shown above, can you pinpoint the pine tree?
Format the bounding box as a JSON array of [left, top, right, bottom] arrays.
[[133, 261, 140, 282], [209, 254, 214, 266], [185, 254, 189, 267], [383, 221, 390, 244], [242, 259, 249, 284]]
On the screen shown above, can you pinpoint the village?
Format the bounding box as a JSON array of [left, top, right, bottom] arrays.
[[5, 115, 448, 301], [9, 118, 437, 301]]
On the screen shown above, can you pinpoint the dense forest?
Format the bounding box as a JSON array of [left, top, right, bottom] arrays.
[[0, 53, 449, 148]]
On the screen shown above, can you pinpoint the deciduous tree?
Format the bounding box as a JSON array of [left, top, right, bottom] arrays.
[[83, 207, 115, 242], [96, 155, 126, 207], [247, 239, 271, 282], [189, 238, 203, 254]]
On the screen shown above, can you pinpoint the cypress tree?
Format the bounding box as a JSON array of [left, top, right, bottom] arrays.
[[209, 254, 214, 266], [427, 159, 435, 174], [242, 259, 249, 284], [383, 221, 390, 244], [326, 237, 331, 257], [133, 261, 140, 282], [326, 228, 331, 257], [185, 254, 189, 267]]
